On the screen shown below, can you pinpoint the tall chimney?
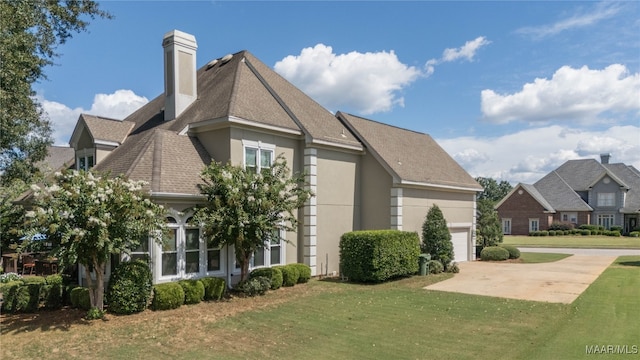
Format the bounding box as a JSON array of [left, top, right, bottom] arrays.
[[600, 153, 611, 164], [162, 30, 197, 121]]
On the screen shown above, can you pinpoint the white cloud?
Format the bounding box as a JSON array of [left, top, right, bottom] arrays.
[[517, 1, 621, 39], [41, 89, 148, 145], [438, 125, 640, 184], [425, 36, 490, 75], [274, 44, 422, 114], [481, 64, 640, 124]]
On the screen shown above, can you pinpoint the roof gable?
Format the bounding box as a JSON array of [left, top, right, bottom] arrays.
[[338, 112, 481, 191], [69, 114, 134, 148], [533, 171, 592, 211]]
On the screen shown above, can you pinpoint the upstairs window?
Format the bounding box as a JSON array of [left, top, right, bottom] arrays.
[[243, 140, 274, 174], [597, 193, 615, 207], [77, 154, 94, 171]]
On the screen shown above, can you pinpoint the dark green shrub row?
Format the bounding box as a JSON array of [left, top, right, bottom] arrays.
[[235, 276, 271, 297], [275, 265, 299, 287], [630, 231, 640, 238], [499, 244, 521, 259], [106, 260, 153, 315], [549, 221, 575, 231], [179, 279, 205, 304], [70, 287, 91, 310], [340, 230, 420, 283], [0, 275, 66, 313], [480, 246, 510, 261], [428, 260, 444, 274], [250, 267, 283, 290]]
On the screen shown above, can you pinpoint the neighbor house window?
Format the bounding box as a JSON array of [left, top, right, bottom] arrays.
[[561, 212, 578, 224], [77, 154, 94, 171], [502, 218, 512, 235], [243, 140, 275, 174], [529, 218, 539, 232], [597, 214, 615, 230], [597, 193, 615, 207]]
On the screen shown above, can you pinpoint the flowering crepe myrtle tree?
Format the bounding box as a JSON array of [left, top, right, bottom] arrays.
[[24, 170, 166, 311], [194, 155, 313, 281]]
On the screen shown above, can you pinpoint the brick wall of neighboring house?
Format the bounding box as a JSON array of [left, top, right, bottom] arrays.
[[550, 212, 591, 228], [497, 189, 549, 235]]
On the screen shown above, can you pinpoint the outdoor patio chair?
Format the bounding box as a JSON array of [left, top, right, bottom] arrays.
[[21, 255, 36, 275]]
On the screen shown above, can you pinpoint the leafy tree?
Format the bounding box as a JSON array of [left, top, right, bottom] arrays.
[[475, 177, 513, 204], [194, 155, 313, 281], [1, 179, 30, 252], [23, 170, 165, 313], [476, 199, 503, 247], [0, 0, 111, 184], [421, 204, 454, 268]]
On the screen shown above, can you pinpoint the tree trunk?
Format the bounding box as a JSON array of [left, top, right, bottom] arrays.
[[83, 264, 95, 309], [93, 261, 105, 311], [239, 253, 251, 282]]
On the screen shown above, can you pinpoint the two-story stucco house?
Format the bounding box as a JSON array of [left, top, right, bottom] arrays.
[[496, 154, 640, 235], [67, 30, 482, 285]]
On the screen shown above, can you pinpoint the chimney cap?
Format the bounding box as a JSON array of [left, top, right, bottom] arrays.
[[600, 153, 611, 164]]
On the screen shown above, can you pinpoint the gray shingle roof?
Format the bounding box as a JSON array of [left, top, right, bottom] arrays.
[[38, 146, 75, 173], [338, 112, 482, 191], [604, 163, 640, 212], [520, 183, 555, 211], [533, 171, 592, 211], [80, 114, 135, 145]]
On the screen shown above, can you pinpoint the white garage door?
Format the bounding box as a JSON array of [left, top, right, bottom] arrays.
[[451, 231, 469, 262]]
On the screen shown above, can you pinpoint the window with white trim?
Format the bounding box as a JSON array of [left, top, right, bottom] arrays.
[[130, 234, 150, 263], [597, 193, 615, 207], [184, 220, 200, 275], [561, 212, 578, 224], [529, 218, 539, 232], [597, 214, 615, 230], [77, 154, 95, 171], [502, 218, 512, 235], [162, 217, 179, 276], [243, 140, 275, 174]]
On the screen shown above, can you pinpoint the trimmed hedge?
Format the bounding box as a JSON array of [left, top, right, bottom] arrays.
[[480, 246, 510, 261], [274, 265, 300, 287], [70, 287, 91, 310], [0, 281, 25, 313], [151, 282, 185, 311], [200, 277, 226, 300], [290, 263, 312, 283], [106, 260, 153, 315], [179, 280, 205, 305], [340, 230, 420, 283], [499, 244, 521, 259], [250, 267, 283, 290]]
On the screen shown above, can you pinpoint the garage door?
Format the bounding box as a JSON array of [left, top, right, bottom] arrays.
[[451, 230, 469, 262]]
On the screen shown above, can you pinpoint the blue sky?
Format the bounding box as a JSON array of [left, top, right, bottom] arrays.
[[37, 1, 640, 184]]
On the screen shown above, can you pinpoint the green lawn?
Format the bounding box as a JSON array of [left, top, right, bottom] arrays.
[[2, 256, 638, 359], [519, 252, 572, 263], [503, 235, 640, 249]]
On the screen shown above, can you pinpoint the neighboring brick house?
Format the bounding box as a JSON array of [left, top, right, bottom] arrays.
[[496, 154, 640, 235], [51, 30, 483, 285]]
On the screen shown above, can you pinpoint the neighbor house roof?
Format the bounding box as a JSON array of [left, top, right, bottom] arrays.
[[337, 112, 482, 191], [533, 171, 593, 211]]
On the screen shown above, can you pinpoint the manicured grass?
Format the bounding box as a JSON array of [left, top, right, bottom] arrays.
[[2, 257, 638, 359], [519, 252, 572, 263], [503, 235, 640, 249]]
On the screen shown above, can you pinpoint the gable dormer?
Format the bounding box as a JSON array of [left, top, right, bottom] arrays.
[[69, 114, 134, 170]]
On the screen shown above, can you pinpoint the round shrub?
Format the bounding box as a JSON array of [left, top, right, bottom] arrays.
[[235, 276, 271, 297], [0, 281, 27, 313], [45, 274, 63, 286], [276, 265, 300, 287], [480, 246, 510, 261], [250, 267, 283, 290], [291, 263, 312, 283], [630, 231, 640, 238], [151, 282, 185, 311], [200, 277, 226, 301], [70, 287, 91, 310], [499, 244, 521, 259], [42, 283, 64, 310], [106, 260, 153, 315], [446, 262, 460, 273], [179, 280, 205, 305], [581, 230, 591, 236], [428, 259, 444, 274], [548, 230, 556, 236]]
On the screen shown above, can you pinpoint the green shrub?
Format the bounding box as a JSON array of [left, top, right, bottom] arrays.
[[630, 231, 640, 238], [579, 224, 598, 231], [21, 275, 46, 285], [22, 276, 46, 312], [605, 230, 621, 237], [42, 283, 64, 310], [0, 281, 26, 313], [581, 229, 591, 236], [480, 246, 510, 261], [428, 260, 444, 274], [446, 262, 460, 273], [278, 265, 300, 287], [179, 280, 205, 305], [151, 282, 185, 311], [45, 274, 63, 285], [70, 287, 91, 310], [548, 230, 556, 236], [235, 276, 271, 297], [291, 263, 312, 283], [499, 244, 521, 259], [250, 267, 283, 289], [63, 284, 79, 306], [539, 231, 549, 236], [200, 277, 226, 301], [549, 222, 574, 231], [340, 230, 420, 283], [86, 307, 105, 320], [106, 260, 153, 315]]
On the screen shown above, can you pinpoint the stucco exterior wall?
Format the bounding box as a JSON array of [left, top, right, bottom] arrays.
[[314, 148, 360, 276], [196, 127, 231, 163], [359, 152, 392, 230]]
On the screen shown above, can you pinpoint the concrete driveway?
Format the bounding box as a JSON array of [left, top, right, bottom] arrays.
[[425, 254, 617, 304]]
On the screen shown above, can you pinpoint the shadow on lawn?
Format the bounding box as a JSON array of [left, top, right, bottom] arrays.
[[618, 261, 640, 267], [0, 307, 91, 335]]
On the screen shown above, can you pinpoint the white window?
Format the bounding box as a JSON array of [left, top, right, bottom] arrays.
[[597, 214, 615, 230], [597, 193, 615, 207], [561, 212, 578, 224], [243, 140, 275, 174], [158, 213, 225, 281], [252, 230, 284, 268], [502, 218, 512, 235], [529, 218, 539, 232], [77, 154, 94, 171]]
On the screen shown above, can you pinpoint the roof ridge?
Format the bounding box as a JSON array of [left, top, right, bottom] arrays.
[[339, 112, 429, 136]]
